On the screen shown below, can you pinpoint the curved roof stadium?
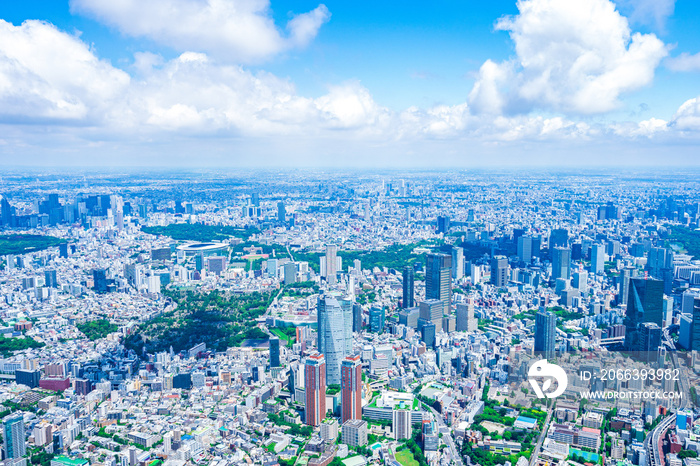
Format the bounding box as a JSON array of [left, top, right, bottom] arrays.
[[176, 242, 228, 256]]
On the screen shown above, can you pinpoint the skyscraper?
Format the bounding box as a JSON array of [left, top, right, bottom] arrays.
[[44, 269, 58, 288], [550, 228, 569, 248], [305, 353, 326, 426], [402, 266, 415, 309], [341, 355, 362, 424], [325, 244, 338, 285], [451, 247, 464, 280], [426, 253, 452, 312], [93, 268, 108, 293], [419, 299, 444, 330], [625, 278, 664, 353], [591, 244, 605, 275], [369, 307, 385, 333], [436, 216, 450, 234], [619, 267, 634, 305], [517, 236, 533, 264], [490, 255, 508, 287], [421, 322, 436, 349], [277, 201, 285, 222], [317, 295, 351, 385], [269, 336, 280, 368], [352, 303, 362, 332], [551, 247, 571, 281], [535, 309, 556, 359], [638, 322, 661, 362], [3, 414, 25, 459], [456, 300, 477, 332]]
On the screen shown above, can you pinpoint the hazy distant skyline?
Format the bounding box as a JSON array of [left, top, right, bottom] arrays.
[[1, 0, 700, 167]]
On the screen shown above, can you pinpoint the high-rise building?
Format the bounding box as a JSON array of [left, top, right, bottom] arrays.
[[341, 355, 362, 424], [625, 278, 664, 353], [421, 322, 436, 349], [342, 419, 368, 447], [436, 216, 450, 234], [550, 228, 569, 248], [3, 413, 25, 459], [490, 255, 508, 287], [325, 244, 338, 285], [305, 353, 326, 427], [393, 409, 412, 440], [456, 300, 477, 332], [402, 266, 415, 309], [552, 247, 571, 281], [93, 268, 108, 293], [317, 295, 351, 385], [399, 307, 419, 329], [591, 244, 605, 275], [352, 303, 362, 332], [44, 269, 58, 288], [451, 247, 464, 280], [535, 309, 556, 359], [269, 337, 280, 368], [647, 247, 667, 279], [369, 307, 385, 333], [572, 270, 588, 294], [277, 202, 285, 222], [518, 236, 533, 264], [426, 254, 452, 312], [639, 322, 662, 362], [284, 262, 296, 285], [419, 299, 444, 329], [619, 267, 634, 305]]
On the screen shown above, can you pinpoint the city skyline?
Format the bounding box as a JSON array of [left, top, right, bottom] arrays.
[[0, 0, 699, 166]]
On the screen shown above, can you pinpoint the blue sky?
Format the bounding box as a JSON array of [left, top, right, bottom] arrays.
[[0, 0, 699, 167]]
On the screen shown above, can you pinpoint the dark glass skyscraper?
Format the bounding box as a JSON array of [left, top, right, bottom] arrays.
[[426, 253, 452, 312], [402, 266, 414, 309], [625, 278, 664, 353], [535, 309, 556, 359], [269, 336, 280, 368]]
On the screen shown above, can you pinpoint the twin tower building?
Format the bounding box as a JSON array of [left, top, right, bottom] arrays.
[[305, 294, 362, 426]]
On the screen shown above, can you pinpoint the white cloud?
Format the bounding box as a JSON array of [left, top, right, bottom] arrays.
[[0, 19, 129, 121], [469, 0, 668, 115], [666, 52, 700, 72], [671, 96, 700, 130], [0, 16, 699, 165], [69, 0, 329, 64]]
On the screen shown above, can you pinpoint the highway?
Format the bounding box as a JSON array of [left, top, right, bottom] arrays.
[[643, 329, 686, 466]]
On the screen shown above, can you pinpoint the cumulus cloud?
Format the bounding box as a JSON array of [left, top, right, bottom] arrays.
[[0, 14, 699, 164], [69, 0, 330, 63], [468, 0, 668, 115], [666, 52, 700, 72], [0, 19, 129, 121], [671, 96, 700, 130]]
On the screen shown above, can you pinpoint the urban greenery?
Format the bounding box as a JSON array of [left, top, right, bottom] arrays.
[[76, 319, 118, 341], [0, 335, 45, 355], [142, 223, 257, 242], [666, 226, 700, 259], [124, 289, 273, 355], [0, 234, 65, 255]]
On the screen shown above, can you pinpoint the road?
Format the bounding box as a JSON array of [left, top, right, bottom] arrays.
[[643, 329, 685, 466], [424, 402, 465, 466], [529, 403, 553, 466]]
